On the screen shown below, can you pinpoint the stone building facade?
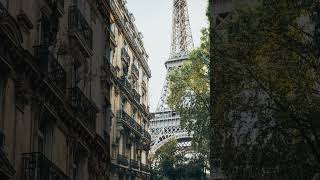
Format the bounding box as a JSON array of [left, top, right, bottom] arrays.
[[106, 1, 152, 180], [0, 0, 152, 179]]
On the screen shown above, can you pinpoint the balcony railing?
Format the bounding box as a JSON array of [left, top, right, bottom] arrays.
[[34, 45, 67, 95], [143, 129, 151, 141], [45, 0, 64, 15], [22, 152, 70, 180], [102, 56, 117, 77], [140, 163, 150, 172], [69, 87, 97, 132], [131, 64, 139, 78], [117, 110, 150, 141], [121, 48, 130, 64], [68, 6, 93, 56], [120, 76, 132, 91], [130, 159, 139, 169], [117, 154, 129, 166], [132, 88, 140, 103], [117, 110, 136, 130]]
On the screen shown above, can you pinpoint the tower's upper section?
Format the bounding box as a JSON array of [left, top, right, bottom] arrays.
[[168, 0, 194, 61]]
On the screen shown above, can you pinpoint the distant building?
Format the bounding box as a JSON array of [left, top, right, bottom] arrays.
[[107, 0, 152, 180]]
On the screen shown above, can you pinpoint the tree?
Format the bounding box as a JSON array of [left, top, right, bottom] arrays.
[[210, 0, 320, 178], [151, 139, 206, 180], [167, 29, 210, 155]]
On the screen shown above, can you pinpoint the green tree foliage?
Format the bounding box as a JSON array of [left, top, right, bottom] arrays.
[[151, 140, 206, 180], [167, 29, 210, 154], [210, 0, 320, 179]]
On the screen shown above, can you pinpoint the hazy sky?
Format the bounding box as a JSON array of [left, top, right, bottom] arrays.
[[126, 0, 208, 111]]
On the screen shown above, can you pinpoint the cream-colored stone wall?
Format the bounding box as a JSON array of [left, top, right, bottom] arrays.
[[0, 0, 111, 179]]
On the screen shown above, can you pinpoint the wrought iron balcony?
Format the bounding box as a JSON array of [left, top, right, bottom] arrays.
[[132, 88, 141, 103], [130, 159, 139, 169], [68, 6, 93, 57], [22, 152, 70, 180], [117, 154, 128, 166], [121, 48, 130, 64], [34, 45, 67, 95], [120, 76, 132, 91], [137, 124, 143, 135], [69, 87, 97, 132], [48, 55, 66, 95], [117, 110, 136, 129], [143, 129, 151, 141], [117, 110, 149, 142], [131, 64, 139, 78], [102, 56, 117, 77], [140, 163, 150, 172], [45, 0, 64, 16]]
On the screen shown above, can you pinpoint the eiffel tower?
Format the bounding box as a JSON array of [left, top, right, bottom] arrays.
[[149, 0, 194, 154]]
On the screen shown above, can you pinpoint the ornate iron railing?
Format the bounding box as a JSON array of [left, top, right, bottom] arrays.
[[121, 48, 130, 64], [68, 6, 92, 51], [130, 159, 139, 169], [143, 129, 151, 141], [69, 87, 97, 132], [117, 154, 129, 166], [117, 110, 135, 129], [48, 54, 66, 95], [117, 110, 150, 141], [120, 76, 132, 91], [34, 45, 67, 95], [102, 56, 117, 77], [45, 0, 64, 15], [132, 88, 140, 103], [57, 0, 64, 13], [22, 152, 70, 180], [131, 63, 139, 78]]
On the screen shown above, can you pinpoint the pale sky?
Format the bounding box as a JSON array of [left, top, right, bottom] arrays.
[[126, 0, 208, 112]]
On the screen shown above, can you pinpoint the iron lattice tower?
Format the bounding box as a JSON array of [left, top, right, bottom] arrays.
[[150, 0, 194, 155]]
